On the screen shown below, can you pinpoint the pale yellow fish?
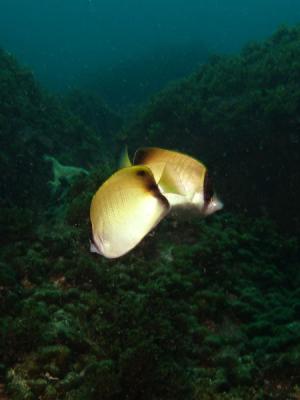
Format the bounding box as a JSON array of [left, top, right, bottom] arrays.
[[90, 165, 170, 258], [133, 147, 223, 215]]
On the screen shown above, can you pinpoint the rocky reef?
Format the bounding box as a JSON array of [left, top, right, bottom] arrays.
[[1, 25, 300, 400], [64, 90, 122, 149], [1, 175, 299, 398], [0, 49, 111, 210], [123, 25, 300, 235]]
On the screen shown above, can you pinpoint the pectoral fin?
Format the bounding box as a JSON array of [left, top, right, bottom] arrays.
[[158, 164, 187, 196]]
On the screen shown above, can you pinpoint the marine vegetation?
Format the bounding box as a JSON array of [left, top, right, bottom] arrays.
[[1, 171, 299, 399], [0, 25, 300, 400], [64, 90, 122, 149], [123, 25, 300, 235], [0, 49, 111, 210], [43, 155, 89, 193]]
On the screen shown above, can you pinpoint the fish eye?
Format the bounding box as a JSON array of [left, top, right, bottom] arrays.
[[204, 171, 214, 204], [136, 169, 146, 177]]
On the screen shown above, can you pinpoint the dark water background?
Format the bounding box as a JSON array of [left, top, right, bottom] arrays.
[[0, 1, 300, 399], [1, 0, 300, 106]]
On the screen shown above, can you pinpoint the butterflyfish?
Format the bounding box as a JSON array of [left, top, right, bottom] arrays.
[[132, 147, 223, 216], [90, 165, 170, 259]]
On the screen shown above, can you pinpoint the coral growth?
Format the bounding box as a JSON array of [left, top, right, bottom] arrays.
[[43, 155, 89, 192]]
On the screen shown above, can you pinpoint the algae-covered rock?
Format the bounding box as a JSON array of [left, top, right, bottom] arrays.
[[43, 384, 58, 400], [43, 155, 89, 193], [124, 25, 300, 234], [65, 89, 123, 147], [28, 378, 47, 396], [0, 48, 108, 210], [7, 369, 34, 400], [2, 210, 300, 399], [1, 26, 300, 400], [39, 345, 71, 371]]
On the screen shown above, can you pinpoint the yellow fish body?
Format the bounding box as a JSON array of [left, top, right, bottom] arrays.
[[91, 147, 223, 259], [133, 147, 223, 216], [90, 165, 170, 258]]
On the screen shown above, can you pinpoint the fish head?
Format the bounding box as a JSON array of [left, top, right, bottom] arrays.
[[90, 230, 117, 258], [89, 165, 170, 259], [202, 194, 223, 216], [90, 233, 104, 255], [201, 170, 223, 216]]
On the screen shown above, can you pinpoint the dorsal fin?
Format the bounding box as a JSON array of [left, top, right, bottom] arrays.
[[118, 145, 132, 169]]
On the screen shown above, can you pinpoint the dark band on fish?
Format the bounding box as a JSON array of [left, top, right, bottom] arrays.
[[136, 169, 147, 177], [147, 182, 162, 195], [203, 171, 214, 205], [133, 148, 150, 165], [146, 182, 170, 208], [157, 192, 170, 209], [147, 182, 157, 191]]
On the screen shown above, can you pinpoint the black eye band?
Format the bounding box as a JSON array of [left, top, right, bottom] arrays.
[[204, 171, 214, 204]]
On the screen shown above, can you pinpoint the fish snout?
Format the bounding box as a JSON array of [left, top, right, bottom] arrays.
[[203, 195, 223, 216]]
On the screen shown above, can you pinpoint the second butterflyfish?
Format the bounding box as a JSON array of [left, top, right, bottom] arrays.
[[121, 147, 223, 216]]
